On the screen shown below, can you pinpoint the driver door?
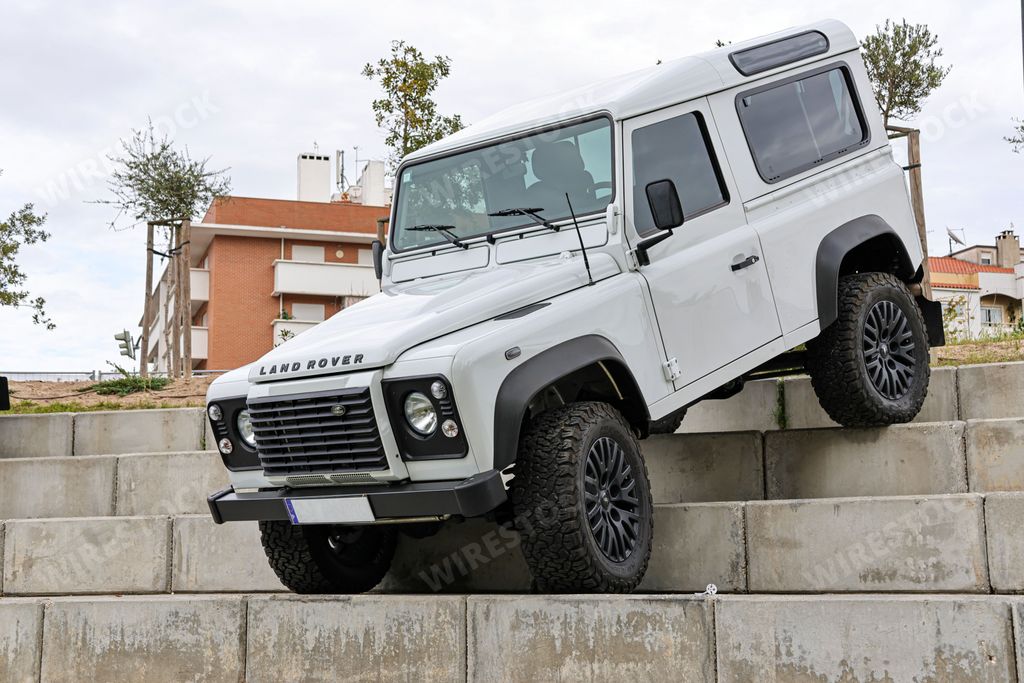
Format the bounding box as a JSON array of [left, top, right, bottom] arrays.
[[624, 99, 781, 388]]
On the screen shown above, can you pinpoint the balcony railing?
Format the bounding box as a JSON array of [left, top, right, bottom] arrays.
[[191, 268, 210, 302], [273, 260, 379, 298], [273, 319, 319, 346]]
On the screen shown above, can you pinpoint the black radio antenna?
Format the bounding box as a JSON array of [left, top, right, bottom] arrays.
[[565, 192, 593, 286]]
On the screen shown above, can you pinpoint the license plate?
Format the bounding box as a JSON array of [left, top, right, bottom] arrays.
[[284, 496, 375, 525]]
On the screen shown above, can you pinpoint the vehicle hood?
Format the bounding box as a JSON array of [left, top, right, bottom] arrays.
[[249, 253, 619, 383]]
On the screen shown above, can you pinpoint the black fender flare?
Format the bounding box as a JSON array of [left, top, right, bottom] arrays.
[[815, 215, 918, 328], [492, 335, 647, 471]]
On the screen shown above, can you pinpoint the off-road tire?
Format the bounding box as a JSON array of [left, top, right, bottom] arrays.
[[259, 521, 396, 594], [806, 272, 930, 427], [511, 401, 653, 593]]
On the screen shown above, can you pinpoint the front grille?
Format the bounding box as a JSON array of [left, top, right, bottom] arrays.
[[247, 388, 388, 477]]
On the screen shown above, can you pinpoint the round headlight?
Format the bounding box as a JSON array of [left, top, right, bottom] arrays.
[[236, 410, 257, 448], [403, 392, 437, 435], [207, 404, 223, 421]]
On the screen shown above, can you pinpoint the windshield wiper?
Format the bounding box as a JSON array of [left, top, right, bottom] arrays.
[[407, 224, 468, 249], [487, 207, 560, 234]]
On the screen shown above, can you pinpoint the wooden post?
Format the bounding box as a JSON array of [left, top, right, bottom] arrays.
[[169, 225, 182, 378], [887, 125, 932, 299], [139, 223, 155, 378], [181, 220, 193, 380]]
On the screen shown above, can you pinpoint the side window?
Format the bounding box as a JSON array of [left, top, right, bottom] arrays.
[[737, 66, 868, 183], [631, 112, 729, 236]]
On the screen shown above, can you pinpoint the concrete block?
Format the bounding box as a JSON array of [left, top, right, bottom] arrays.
[[765, 422, 967, 499], [0, 413, 73, 458], [1015, 600, 1024, 680], [383, 518, 531, 593], [116, 451, 227, 516], [747, 494, 989, 592], [73, 408, 204, 455], [715, 595, 1016, 682], [3, 516, 170, 595], [967, 418, 1024, 493], [245, 595, 465, 682], [782, 366, 959, 429], [0, 601, 43, 683], [679, 378, 780, 433], [642, 502, 746, 593], [984, 493, 1024, 592], [958, 361, 1024, 420], [0, 456, 116, 519], [40, 596, 244, 682], [468, 595, 715, 681], [171, 516, 282, 592], [643, 432, 764, 503]]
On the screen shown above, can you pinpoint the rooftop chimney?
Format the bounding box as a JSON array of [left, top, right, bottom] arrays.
[[297, 153, 331, 203], [996, 229, 1020, 268]]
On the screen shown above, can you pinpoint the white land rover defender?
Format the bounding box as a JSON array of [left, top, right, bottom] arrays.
[[206, 20, 944, 593]]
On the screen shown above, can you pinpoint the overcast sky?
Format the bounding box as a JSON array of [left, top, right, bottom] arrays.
[[1, 0, 1021, 371]]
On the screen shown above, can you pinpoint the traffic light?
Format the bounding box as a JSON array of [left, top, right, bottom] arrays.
[[115, 330, 136, 360]]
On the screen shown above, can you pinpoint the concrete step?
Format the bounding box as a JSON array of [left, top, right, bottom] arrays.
[[3, 493, 1022, 597], [681, 362, 1024, 433], [1, 593, 1020, 682]]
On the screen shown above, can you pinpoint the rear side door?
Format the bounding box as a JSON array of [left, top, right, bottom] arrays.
[[623, 99, 782, 388]]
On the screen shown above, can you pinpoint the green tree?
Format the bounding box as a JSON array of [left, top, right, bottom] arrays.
[[0, 170, 53, 329], [861, 20, 951, 127], [362, 40, 464, 167], [100, 123, 231, 229], [1007, 119, 1024, 153]]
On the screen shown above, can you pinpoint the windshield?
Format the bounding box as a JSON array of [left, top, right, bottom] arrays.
[[392, 117, 613, 251]]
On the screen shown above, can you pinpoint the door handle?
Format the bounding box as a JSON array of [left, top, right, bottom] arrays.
[[731, 254, 760, 271]]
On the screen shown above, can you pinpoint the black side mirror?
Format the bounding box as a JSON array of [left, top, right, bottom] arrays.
[[645, 179, 684, 230], [371, 239, 384, 281]]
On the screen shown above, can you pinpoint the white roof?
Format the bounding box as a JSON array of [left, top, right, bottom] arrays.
[[406, 19, 858, 162]]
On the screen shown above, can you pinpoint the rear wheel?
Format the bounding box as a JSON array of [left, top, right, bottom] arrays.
[[511, 402, 653, 593], [806, 272, 930, 427], [259, 521, 396, 594]]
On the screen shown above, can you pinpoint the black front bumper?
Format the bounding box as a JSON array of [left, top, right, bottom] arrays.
[[208, 469, 507, 524]]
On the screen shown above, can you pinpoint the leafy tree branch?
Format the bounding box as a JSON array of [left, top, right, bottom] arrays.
[[0, 170, 53, 329]]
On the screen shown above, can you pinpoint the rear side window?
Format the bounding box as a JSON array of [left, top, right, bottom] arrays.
[[736, 66, 868, 183], [631, 112, 729, 236]]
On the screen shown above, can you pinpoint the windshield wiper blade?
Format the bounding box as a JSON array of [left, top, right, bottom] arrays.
[[487, 207, 560, 233], [407, 224, 468, 249]]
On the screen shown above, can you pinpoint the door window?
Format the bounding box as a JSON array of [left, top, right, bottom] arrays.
[[631, 112, 729, 236]]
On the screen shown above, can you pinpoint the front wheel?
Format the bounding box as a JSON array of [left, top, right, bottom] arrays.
[[806, 272, 930, 427], [511, 402, 653, 593], [259, 521, 396, 594]]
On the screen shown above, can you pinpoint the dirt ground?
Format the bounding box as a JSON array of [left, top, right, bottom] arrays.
[[934, 338, 1024, 367], [6, 375, 216, 412]]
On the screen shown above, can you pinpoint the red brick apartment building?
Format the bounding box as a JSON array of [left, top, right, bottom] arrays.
[[145, 157, 391, 372]]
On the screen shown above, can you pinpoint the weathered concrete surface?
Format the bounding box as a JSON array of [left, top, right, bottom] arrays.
[[679, 378, 779, 433], [958, 361, 1024, 420], [715, 595, 1016, 682], [171, 516, 282, 592], [765, 422, 967, 499], [1014, 600, 1024, 680], [967, 418, 1024, 493], [0, 456, 116, 519], [643, 432, 764, 503], [3, 516, 170, 595], [747, 494, 989, 592], [40, 596, 244, 682], [383, 518, 531, 593], [246, 595, 465, 682], [468, 595, 714, 682], [0, 601, 42, 682], [73, 408, 204, 455], [984, 493, 1024, 593], [783, 366, 959, 429], [641, 503, 746, 593], [116, 451, 226, 516], [0, 413, 73, 459]]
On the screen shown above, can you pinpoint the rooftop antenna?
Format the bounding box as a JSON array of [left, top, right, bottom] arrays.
[[565, 192, 593, 285], [335, 149, 346, 191], [946, 226, 966, 255], [312, 141, 320, 154]]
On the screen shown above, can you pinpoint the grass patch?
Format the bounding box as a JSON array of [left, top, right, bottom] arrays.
[[88, 375, 171, 396], [2, 400, 194, 414]]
